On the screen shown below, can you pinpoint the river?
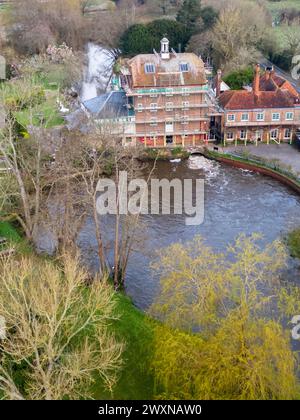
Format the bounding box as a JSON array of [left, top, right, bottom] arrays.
[[77, 156, 300, 310]]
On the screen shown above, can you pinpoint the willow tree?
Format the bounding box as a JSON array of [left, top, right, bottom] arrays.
[[0, 254, 123, 400], [150, 234, 300, 400]]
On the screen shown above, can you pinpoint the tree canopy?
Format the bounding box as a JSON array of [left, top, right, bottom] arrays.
[[223, 67, 255, 90], [120, 19, 190, 56], [149, 234, 300, 400], [176, 0, 202, 35]]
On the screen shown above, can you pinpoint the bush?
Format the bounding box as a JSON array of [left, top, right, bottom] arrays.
[[1, 79, 45, 111], [120, 19, 190, 57], [223, 67, 254, 90], [287, 228, 300, 258]]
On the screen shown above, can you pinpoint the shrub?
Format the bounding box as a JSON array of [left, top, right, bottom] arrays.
[[287, 228, 300, 258]]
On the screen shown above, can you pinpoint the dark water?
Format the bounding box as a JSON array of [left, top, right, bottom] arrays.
[[78, 156, 300, 310]]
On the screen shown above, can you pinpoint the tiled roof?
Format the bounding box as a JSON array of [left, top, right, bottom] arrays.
[[128, 53, 207, 88], [259, 73, 298, 96], [219, 70, 300, 110], [219, 89, 299, 110], [82, 91, 129, 118]]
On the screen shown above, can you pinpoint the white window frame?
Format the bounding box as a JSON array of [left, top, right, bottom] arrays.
[[270, 129, 278, 139], [241, 113, 249, 122], [145, 63, 155, 74], [149, 89, 158, 98], [150, 117, 157, 126], [227, 114, 235, 122], [166, 102, 174, 111], [179, 63, 189, 72], [182, 101, 190, 109], [256, 112, 264, 121], [284, 128, 291, 139], [182, 87, 190, 96], [240, 129, 247, 140], [286, 112, 294, 121], [150, 103, 158, 112], [165, 121, 174, 133], [226, 132, 234, 140], [272, 113, 280, 121]]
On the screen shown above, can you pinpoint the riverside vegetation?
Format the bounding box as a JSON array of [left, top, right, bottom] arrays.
[[1, 0, 300, 401]]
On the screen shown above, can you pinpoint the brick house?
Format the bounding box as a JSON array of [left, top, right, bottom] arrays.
[[218, 64, 300, 145], [120, 38, 210, 147]]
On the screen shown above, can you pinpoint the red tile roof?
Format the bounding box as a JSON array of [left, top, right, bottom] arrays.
[[128, 53, 207, 88], [259, 73, 298, 96], [219, 71, 300, 110]]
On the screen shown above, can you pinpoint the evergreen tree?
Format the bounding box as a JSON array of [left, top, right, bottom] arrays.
[[120, 20, 189, 56], [176, 0, 202, 34]]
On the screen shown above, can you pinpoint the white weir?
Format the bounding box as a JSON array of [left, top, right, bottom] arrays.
[[188, 155, 220, 179], [81, 43, 115, 102]]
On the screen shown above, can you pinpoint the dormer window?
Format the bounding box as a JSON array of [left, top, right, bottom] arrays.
[[180, 63, 189, 72], [145, 63, 155, 74]]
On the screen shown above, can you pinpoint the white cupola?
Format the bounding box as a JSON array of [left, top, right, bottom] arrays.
[[160, 37, 170, 60]]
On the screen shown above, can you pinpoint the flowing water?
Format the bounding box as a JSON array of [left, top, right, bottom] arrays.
[[81, 43, 115, 102], [78, 156, 300, 310]]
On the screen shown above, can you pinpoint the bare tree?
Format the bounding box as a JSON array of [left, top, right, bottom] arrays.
[[0, 253, 123, 400], [0, 76, 93, 251], [0, 114, 43, 241], [212, 1, 267, 72], [79, 124, 157, 289]]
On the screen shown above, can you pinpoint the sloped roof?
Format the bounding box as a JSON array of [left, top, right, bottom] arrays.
[[259, 73, 298, 96], [128, 52, 207, 88], [219, 89, 299, 110], [219, 70, 300, 110], [82, 91, 129, 118]]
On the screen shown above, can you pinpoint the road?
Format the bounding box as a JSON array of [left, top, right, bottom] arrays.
[[260, 58, 300, 93], [216, 143, 300, 176]]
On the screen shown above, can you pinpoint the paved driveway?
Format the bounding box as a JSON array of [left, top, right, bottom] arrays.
[[214, 143, 300, 175]]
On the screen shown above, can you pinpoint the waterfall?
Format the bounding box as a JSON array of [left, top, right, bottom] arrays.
[[81, 43, 115, 102]]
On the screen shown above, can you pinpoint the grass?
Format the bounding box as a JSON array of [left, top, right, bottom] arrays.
[[93, 293, 155, 400], [0, 221, 21, 242], [266, 0, 300, 15], [287, 228, 300, 258], [0, 220, 156, 399], [15, 93, 64, 129], [0, 220, 32, 254]]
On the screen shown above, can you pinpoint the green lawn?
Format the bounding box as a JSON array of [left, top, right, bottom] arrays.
[[15, 93, 64, 129], [0, 221, 33, 255], [0, 221, 21, 242], [93, 293, 155, 400]]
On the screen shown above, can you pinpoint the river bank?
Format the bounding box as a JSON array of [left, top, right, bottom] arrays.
[[213, 143, 300, 176], [0, 221, 156, 399], [202, 147, 300, 195]]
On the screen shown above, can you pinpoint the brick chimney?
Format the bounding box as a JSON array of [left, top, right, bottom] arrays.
[[253, 64, 260, 96], [216, 69, 222, 97], [265, 66, 273, 81]]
